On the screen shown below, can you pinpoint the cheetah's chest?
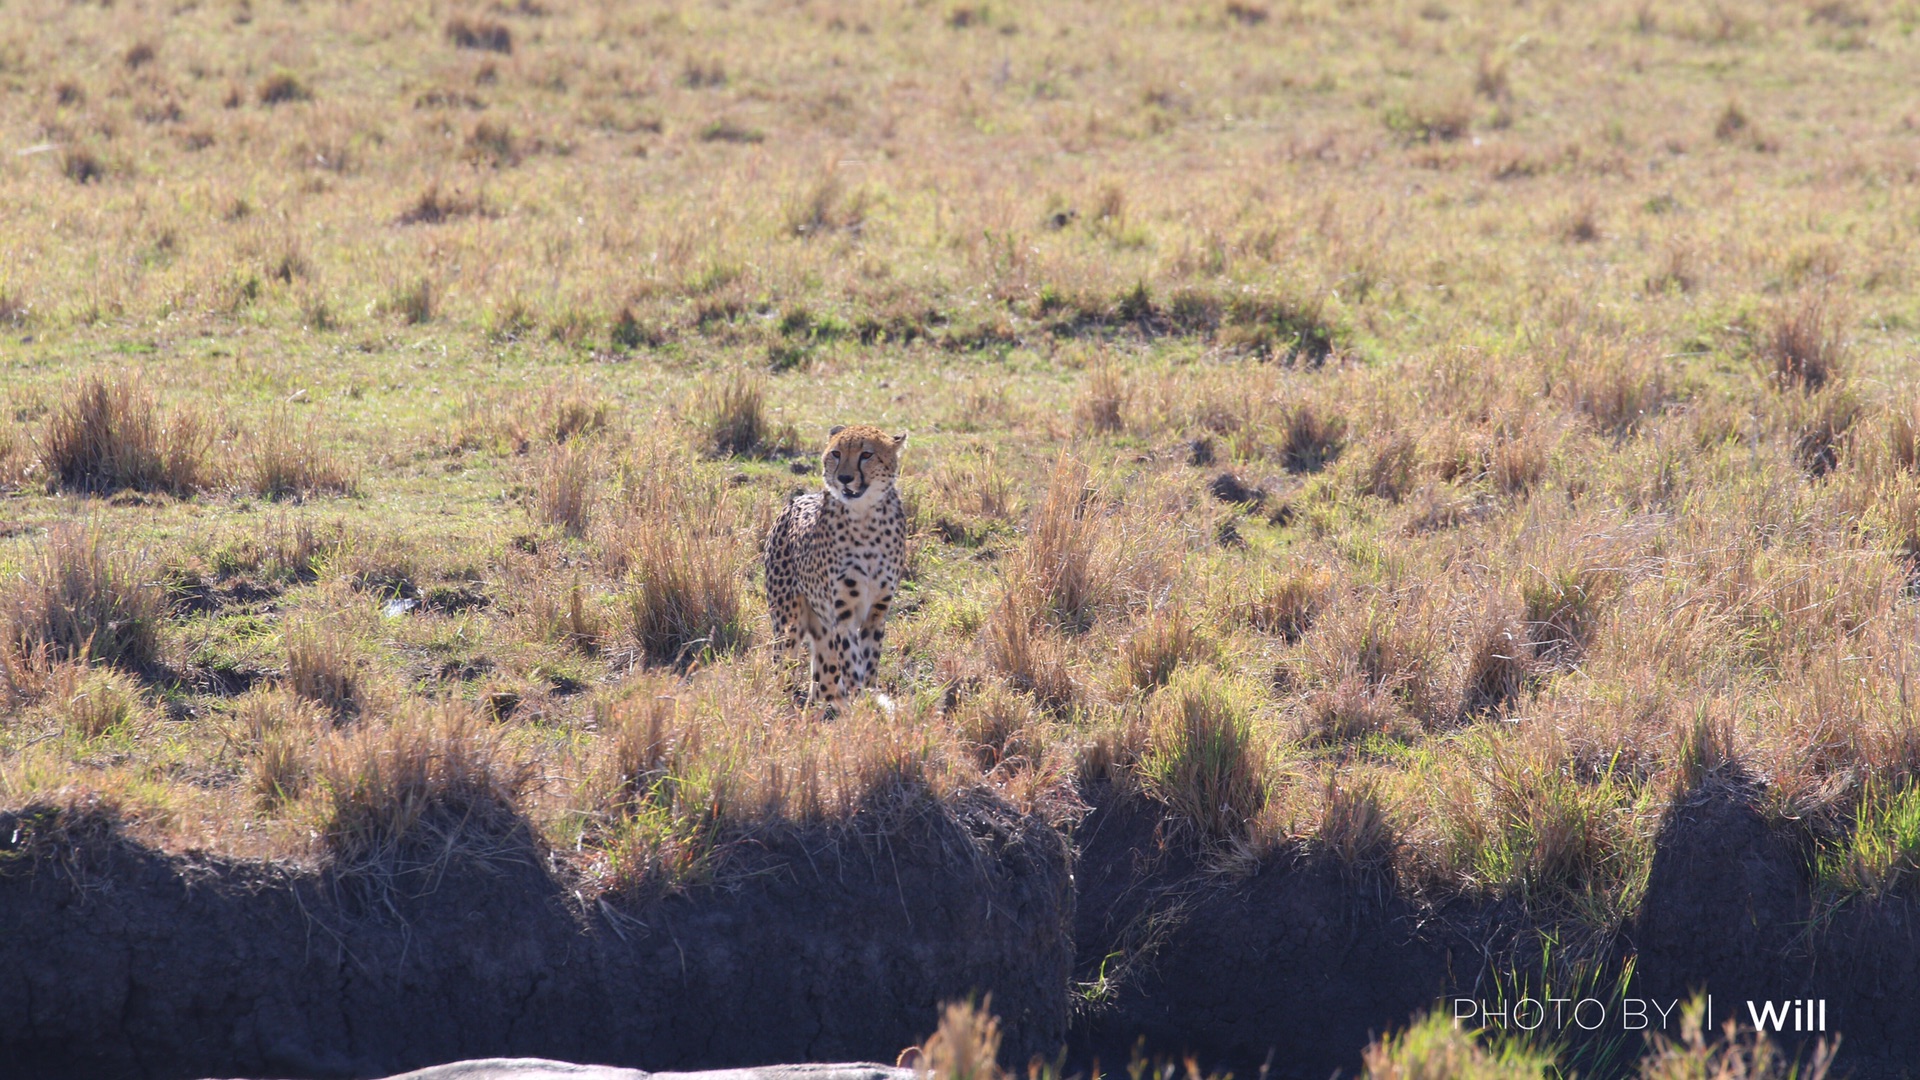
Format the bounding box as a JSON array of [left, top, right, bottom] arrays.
[[804, 502, 903, 595]]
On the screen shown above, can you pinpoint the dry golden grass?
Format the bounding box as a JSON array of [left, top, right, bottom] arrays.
[[283, 615, 363, 720], [38, 373, 210, 495], [246, 408, 357, 500], [0, 1, 1917, 1003], [316, 701, 530, 871], [914, 996, 1006, 1080], [6, 522, 166, 672]]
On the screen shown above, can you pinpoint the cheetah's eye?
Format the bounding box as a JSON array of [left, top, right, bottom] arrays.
[[859, 451, 872, 461]]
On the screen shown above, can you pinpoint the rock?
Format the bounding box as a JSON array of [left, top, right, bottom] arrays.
[[374, 1061, 908, 1080]]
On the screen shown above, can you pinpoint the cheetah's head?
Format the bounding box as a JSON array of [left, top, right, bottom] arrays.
[[823, 424, 907, 506]]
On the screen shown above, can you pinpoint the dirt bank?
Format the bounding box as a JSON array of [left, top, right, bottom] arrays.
[[0, 788, 1072, 1080], [8, 779, 1920, 1079], [1066, 780, 1920, 1079]]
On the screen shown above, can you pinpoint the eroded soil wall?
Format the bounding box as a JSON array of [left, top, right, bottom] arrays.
[[0, 790, 1072, 1080], [7, 783, 1920, 1079], [1067, 784, 1920, 1080]]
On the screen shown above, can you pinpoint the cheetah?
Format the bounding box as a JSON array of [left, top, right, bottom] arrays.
[[764, 424, 909, 708]]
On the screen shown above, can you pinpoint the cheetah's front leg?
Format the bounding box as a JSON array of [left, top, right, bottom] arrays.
[[809, 627, 855, 708], [851, 580, 896, 689]]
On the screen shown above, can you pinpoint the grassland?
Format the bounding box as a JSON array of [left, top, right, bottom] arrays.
[[1, 0, 1918, 1069]]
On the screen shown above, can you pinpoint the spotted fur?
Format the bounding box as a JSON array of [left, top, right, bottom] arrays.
[[765, 424, 909, 707]]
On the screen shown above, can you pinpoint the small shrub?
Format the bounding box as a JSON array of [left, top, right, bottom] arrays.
[[39, 373, 210, 494], [446, 16, 513, 53], [1140, 671, 1264, 845], [7, 522, 166, 671]]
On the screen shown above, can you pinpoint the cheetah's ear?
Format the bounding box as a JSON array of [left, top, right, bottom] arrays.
[[829, 425, 846, 436], [891, 430, 909, 447]]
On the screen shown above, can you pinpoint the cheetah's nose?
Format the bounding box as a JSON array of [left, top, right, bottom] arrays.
[[838, 474, 854, 485]]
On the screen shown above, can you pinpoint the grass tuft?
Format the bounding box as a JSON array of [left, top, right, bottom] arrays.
[[702, 372, 795, 459], [1118, 607, 1206, 694], [446, 16, 513, 53], [535, 441, 599, 536], [604, 461, 752, 667], [1281, 402, 1347, 473], [1139, 669, 1264, 845], [58, 667, 149, 740], [317, 703, 530, 871], [6, 522, 165, 671], [284, 616, 363, 720], [258, 71, 312, 105], [1361, 1008, 1552, 1079], [915, 996, 1006, 1080], [39, 373, 210, 495], [247, 410, 357, 500], [1764, 294, 1845, 392]]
